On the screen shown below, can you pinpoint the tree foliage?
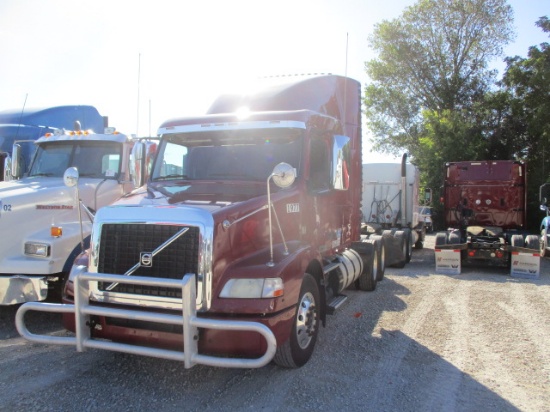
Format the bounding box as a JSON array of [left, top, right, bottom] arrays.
[[364, 0, 514, 161], [364, 9, 549, 230], [499, 17, 550, 228]]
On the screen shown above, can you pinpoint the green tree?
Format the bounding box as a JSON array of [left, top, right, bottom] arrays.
[[500, 17, 550, 228], [364, 0, 514, 159]]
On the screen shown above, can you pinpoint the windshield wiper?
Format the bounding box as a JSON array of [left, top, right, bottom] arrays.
[[154, 174, 188, 181], [29, 173, 54, 177]]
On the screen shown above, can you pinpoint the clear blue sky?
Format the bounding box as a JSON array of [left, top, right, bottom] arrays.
[[0, 0, 547, 162]]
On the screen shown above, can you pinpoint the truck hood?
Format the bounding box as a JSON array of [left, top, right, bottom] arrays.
[[97, 180, 284, 226], [118, 180, 269, 211], [0, 176, 123, 215]]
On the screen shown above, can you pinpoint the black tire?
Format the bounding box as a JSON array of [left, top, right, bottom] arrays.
[[541, 229, 548, 258], [392, 230, 407, 268], [435, 232, 447, 247], [405, 229, 413, 263], [415, 235, 424, 250], [370, 235, 386, 281], [511, 234, 524, 248], [525, 234, 540, 251], [357, 239, 378, 291], [448, 231, 460, 245], [273, 273, 320, 368]]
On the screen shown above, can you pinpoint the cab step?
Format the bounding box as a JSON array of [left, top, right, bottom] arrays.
[[327, 294, 348, 314]]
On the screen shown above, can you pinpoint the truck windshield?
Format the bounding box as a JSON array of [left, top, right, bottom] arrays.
[[28, 141, 122, 179], [152, 128, 303, 182]]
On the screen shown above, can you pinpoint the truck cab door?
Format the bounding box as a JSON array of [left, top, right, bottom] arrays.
[[307, 134, 352, 253]]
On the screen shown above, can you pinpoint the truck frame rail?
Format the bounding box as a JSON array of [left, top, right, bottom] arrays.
[[16, 273, 277, 369]]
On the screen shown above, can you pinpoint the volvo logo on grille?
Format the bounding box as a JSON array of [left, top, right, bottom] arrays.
[[140, 252, 153, 267]]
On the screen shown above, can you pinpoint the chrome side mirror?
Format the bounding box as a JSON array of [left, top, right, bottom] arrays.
[[63, 167, 79, 187], [271, 162, 296, 188], [10, 144, 21, 179]]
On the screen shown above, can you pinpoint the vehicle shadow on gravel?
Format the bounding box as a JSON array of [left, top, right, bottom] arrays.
[[357, 329, 521, 411], [0, 301, 63, 340]]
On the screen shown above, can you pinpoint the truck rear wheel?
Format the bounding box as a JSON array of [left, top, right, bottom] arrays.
[[274, 273, 320, 368], [435, 232, 447, 247], [357, 239, 378, 291], [511, 234, 525, 248], [541, 230, 547, 257], [448, 232, 460, 245], [404, 229, 413, 263], [370, 235, 386, 281], [392, 230, 407, 268], [525, 235, 540, 251]]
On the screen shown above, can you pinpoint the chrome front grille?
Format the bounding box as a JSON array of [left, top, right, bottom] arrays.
[[97, 223, 200, 298]]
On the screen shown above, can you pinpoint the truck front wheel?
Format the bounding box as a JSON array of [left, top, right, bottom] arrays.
[[274, 273, 320, 368]]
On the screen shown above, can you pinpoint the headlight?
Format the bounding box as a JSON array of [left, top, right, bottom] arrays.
[[220, 277, 284, 298], [24, 242, 51, 257]]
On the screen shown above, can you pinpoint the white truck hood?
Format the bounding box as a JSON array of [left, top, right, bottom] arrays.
[[0, 177, 124, 215], [0, 176, 124, 275]]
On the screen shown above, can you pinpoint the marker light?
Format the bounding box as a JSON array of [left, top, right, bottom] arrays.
[[51, 226, 63, 237]]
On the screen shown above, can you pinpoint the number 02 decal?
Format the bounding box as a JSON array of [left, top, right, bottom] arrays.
[[0, 201, 11, 217]]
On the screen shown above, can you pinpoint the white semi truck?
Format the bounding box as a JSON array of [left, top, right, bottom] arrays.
[[0, 127, 156, 305], [362, 154, 427, 267]]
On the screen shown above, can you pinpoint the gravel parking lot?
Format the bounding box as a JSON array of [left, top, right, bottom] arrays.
[[1, 234, 549, 412]]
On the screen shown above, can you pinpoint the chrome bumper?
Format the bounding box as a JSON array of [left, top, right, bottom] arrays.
[[0, 275, 48, 305], [16, 273, 277, 369]]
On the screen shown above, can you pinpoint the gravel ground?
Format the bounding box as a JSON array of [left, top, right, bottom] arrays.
[[1, 234, 549, 412]]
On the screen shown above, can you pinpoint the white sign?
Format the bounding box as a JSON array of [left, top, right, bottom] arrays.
[[435, 249, 461, 275], [510, 252, 540, 279]]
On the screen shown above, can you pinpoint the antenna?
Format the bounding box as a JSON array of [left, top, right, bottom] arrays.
[[136, 53, 141, 136], [343, 33, 348, 135], [344, 32, 349, 77], [15, 93, 28, 139]]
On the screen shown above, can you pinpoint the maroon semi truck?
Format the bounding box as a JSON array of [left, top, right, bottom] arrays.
[[435, 160, 539, 265], [16, 75, 395, 368]]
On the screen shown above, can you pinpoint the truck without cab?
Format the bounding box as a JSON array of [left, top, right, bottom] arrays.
[[361, 153, 427, 268], [435, 160, 539, 266]]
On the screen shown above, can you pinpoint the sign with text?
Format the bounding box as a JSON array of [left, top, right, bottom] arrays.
[[510, 252, 540, 279], [435, 249, 461, 275]]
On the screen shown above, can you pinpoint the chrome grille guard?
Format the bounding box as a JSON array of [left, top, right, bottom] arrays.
[[16, 272, 277, 369]]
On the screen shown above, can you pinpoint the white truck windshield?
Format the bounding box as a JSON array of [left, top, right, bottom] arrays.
[[29, 142, 122, 178]]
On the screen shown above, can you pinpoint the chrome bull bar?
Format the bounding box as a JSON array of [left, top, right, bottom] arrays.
[[16, 273, 277, 369]]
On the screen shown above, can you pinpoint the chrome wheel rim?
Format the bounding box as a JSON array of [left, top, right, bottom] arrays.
[[296, 291, 317, 349]]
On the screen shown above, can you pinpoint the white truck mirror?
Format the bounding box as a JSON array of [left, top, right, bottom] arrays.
[[131, 142, 145, 188], [271, 162, 296, 188], [332, 135, 351, 190], [63, 167, 79, 187], [3, 154, 12, 181], [10, 143, 21, 179]]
